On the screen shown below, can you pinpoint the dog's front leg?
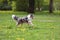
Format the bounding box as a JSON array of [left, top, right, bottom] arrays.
[[28, 21, 33, 26]]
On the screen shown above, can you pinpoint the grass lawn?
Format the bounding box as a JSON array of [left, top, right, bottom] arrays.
[[0, 11, 60, 40]]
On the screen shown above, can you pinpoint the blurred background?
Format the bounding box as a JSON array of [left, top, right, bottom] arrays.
[[0, 0, 60, 13]]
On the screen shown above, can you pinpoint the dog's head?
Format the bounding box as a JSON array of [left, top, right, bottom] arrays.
[[12, 15, 18, 21], [27, 14, 34, 19]]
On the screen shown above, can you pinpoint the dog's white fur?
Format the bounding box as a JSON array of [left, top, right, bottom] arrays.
[[27, 14, 33, 26], [12, 15, 16, 20], [12, 14, 33, 26]]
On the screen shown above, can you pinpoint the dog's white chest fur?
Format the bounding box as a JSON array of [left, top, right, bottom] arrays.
[[27, 14, 32, 21]]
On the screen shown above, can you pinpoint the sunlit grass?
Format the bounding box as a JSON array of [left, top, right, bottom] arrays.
[[0, 12, 60, 40]]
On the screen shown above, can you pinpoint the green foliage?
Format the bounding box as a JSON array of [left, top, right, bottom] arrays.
[[0, 0, 4, 5], [16, 0, 28, 11], [0, 0, 60, 11], [35, 0, 44, 7], [0, 0, 12, 10], [0, 0, 4, 3], [11, 1, 16, 11], [54, 0, 60, 10], [35, 0, 44, 11]]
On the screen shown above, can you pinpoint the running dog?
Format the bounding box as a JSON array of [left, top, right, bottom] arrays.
[[12, 14, 34, 26]]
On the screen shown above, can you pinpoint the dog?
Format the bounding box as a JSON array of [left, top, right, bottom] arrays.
[[12, 14, 34, 26]]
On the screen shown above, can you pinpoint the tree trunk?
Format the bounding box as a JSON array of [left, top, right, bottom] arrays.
[[16, 0, 28, 11], [28, 0, 35, 13], [37, 0, 40, 11], [49, 0, 53, 13]]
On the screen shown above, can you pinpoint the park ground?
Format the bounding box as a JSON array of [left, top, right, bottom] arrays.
[[0, 11, 60, 40]]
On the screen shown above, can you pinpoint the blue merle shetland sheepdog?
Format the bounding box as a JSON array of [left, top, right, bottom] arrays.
[[12, 14, 34, 26]]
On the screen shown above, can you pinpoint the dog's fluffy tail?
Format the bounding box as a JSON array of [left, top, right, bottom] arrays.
[[12, 15, 16, 19]]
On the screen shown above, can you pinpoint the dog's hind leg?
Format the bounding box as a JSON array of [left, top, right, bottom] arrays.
[[16, 22, 23, 27], [16, 22, 19, 26]]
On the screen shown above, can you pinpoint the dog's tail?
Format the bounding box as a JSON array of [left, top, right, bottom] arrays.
[[12, 15, 16, 19], [12, 15, 19, 21]]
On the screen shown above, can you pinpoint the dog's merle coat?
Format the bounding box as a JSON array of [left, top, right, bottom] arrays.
[[12, 14, 33, 26]]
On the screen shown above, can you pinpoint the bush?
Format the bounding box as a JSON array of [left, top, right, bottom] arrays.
[[16, 0, 28, 11]]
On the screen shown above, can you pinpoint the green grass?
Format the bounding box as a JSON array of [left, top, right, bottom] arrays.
[[0, 11, 60, 40]]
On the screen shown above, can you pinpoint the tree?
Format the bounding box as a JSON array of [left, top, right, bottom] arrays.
[[37, 0, 40, 11], [49, 0, 53, 13], [3, 0, 8, 6], [16, 0, 28, 11], [28, 0, 35, 13], [36, 0, 43, 11], [0, 0, 12, 10]]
